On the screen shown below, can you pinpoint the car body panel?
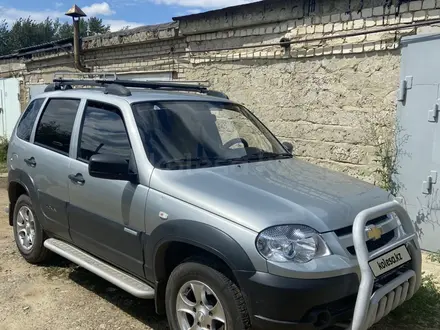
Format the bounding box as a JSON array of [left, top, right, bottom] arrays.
[[149, 157, 392, 233], [67, 158, 148, 278]]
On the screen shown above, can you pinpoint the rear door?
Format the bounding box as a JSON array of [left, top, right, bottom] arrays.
[[68, 100, 147, 278], [26, 98, 81, 241]]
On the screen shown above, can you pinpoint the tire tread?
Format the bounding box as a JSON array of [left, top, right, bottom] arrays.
[[166, 259, 251, 330]]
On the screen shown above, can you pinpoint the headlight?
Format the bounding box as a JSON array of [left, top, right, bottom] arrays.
[[256, 225, 331, 263]]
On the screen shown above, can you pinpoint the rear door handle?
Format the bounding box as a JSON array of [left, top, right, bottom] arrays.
[[24, 157, 36, 167], [68, 173, 85, 185]]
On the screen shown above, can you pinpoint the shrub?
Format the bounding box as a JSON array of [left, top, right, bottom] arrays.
[[0, 137, 8, 163]]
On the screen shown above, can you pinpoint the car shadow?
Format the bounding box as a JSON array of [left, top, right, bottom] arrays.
[[67, 266, 169, 329]]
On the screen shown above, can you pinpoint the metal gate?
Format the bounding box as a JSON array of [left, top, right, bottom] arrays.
[[29, 84, 48, 100], [0, 78, 21, 140], [396, 33, 440, 252]]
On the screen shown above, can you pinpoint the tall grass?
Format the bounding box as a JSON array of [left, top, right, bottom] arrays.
[[0, 137, 7, 164]]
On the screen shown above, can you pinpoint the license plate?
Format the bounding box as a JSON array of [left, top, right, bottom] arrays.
[[369, 245, 412, 277]]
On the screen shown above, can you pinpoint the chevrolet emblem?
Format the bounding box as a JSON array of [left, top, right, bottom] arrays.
[[366, 225, 383, 241]]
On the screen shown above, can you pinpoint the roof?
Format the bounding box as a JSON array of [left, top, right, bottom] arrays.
[[0, 22, 177, 59], [401, 32, 440, 45], [82, 22, 177, 42], [35, 88, 234, 105], [0, 38, 73, 60], [173, 0, 267, 20], [16, 38, 73, 54]]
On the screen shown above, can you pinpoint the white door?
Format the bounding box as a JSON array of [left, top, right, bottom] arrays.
[[0, 78, 21, 140], [29, 84, 48, 99]]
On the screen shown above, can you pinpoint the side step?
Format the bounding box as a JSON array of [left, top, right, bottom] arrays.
[[44, 238, 155, 299]]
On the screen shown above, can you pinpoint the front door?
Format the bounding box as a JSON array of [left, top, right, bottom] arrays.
[[68, 100, 147, 278]]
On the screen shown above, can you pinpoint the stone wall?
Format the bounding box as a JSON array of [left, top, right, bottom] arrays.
[[185, 54, 399, 181], [181, 0, 440, 182], [1, 0, 440, 183]]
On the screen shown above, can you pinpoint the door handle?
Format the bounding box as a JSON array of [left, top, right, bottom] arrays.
[[24, 157, 36, 167], [68, 173, 85, 185]]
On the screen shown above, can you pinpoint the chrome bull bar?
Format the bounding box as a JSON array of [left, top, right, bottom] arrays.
[[348, 201, 422, 330]]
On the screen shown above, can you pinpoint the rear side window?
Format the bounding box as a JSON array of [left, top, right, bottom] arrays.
[[16, 99, 45, 141], [34, 98, 80, 155], [78, 101, 131, 162]]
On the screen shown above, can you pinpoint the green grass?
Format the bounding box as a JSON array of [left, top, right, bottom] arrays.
[[374, 273, 440, 329], [0, 162, 7, 173], [0, 137, 7, 173]]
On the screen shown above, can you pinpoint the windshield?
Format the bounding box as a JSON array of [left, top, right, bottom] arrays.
[[132, 101, 291, 169]]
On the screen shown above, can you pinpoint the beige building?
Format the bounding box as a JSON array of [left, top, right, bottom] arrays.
[[1, 0, 439, 184]]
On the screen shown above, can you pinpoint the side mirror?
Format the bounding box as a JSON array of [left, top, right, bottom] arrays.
[[282, 141, 293, 154], [89, 154, 138, 183]]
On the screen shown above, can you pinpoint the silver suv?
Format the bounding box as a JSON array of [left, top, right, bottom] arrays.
[[7, 76, 422, 330]]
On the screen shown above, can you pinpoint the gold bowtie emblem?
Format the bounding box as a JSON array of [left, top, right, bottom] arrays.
[[366, 226, 383, 241]]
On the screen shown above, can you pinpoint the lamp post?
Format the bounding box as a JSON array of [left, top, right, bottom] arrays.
[[65, 5, 90, 72]]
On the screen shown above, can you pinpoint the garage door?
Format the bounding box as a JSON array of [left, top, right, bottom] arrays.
[[0, 78, 21, 139], [396, 33, 440, 252]]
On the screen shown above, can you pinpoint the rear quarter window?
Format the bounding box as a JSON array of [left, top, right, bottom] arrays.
[[16, 99, 45, 142]]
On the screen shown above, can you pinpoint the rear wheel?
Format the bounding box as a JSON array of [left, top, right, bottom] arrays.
[[13, 195, 51, 264], [166, 261, 251, 330]]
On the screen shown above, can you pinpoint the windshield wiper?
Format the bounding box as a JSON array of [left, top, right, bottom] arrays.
[[228, 151, 292, 163], [161, 157, 216, 168]]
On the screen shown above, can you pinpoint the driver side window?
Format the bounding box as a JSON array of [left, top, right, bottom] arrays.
[[78, 101, 131, 162]]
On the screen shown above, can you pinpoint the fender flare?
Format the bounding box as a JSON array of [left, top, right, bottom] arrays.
[[8, 168, 41, 226], [146, 220, 255, 281]]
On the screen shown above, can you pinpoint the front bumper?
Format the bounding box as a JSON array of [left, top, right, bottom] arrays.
[[235, 270, 359, 330], [237, 201, 422, 330]]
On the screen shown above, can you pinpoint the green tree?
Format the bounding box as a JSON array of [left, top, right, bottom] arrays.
[[57, 21, 74, 39], [87, 17, 110, 36], [0, 16, 113, 56], [0, 20, 12, 55]]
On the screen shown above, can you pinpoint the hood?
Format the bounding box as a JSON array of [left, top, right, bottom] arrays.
[[150, 158, 392, 233]]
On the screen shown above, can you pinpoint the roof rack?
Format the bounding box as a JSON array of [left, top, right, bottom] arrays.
[[44, 76, 229, 99], [53, 71, 118, 81]]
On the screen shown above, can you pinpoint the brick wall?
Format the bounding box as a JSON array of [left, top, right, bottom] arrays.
[[1, 0, 439, 183]]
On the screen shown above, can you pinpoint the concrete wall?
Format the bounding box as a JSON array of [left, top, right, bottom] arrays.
[[1, 0, 439, 183]]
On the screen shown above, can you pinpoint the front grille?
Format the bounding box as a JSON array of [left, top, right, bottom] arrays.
[[334, 215, 388, 237], [346, 230, 395, 256]]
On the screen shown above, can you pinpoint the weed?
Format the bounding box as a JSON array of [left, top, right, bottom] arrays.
[[427, 251, 440, 263], [378, 273, 440, 327], [373, 122, 409, 197], [0, 137, 8, 164]]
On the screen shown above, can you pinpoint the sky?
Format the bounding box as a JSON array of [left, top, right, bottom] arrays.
[[0, 1, 261, 32]]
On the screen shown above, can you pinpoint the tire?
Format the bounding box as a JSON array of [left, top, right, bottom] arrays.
[[13, 194, 52, 264], [166, 261, 251, 330]]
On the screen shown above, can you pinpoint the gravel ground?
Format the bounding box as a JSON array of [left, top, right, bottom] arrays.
[[0, 179, 168, 330], [0, 177, 439, 330]]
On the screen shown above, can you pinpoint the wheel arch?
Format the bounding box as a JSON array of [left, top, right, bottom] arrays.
[[146, 220, 255, 314], [8, 169, 38, 226]]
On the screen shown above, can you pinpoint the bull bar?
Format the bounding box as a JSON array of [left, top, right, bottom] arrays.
[[347, 201, 422, 330]]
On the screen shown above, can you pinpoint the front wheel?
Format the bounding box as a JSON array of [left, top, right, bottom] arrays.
[[166, 261, 251, 330]]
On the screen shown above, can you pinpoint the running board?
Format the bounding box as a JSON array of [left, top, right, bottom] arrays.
[[44, 238, 155, 299]]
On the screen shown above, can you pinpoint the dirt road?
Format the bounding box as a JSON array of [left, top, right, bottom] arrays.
[[0, 179, 168, 330], [1, 178, 439, 330]]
